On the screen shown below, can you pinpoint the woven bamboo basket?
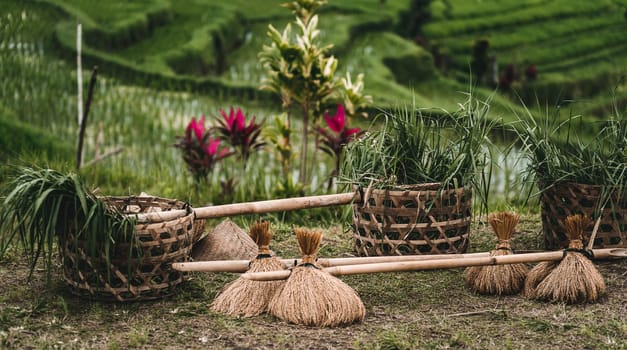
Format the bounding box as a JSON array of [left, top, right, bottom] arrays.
[[60, 196, 195, 302], [540, 182, 627, 249], [352, 183, 472, 256]]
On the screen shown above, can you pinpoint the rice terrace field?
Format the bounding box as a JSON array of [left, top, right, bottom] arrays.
[[1, 0, 626, 349]]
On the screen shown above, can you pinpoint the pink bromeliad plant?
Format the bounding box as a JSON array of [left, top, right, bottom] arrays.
[[175, 116, 232, 183], [317, 104, 362, 189], [216, 107, 265, 164]]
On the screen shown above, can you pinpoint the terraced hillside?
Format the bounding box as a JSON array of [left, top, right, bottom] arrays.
[[14, 0, 619, 115], [423, 0, 627, 109]]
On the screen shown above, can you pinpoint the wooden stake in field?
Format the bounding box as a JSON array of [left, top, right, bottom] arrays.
[[464, 212, 528, 295], [210, 221, 286, 317], [267, 228, 365, 327], [529, 214, 607, 304]]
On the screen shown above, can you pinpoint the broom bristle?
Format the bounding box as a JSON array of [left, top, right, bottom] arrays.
[[249, 220, 272, 250], [465, 211, 527, 295], [268, 228, 365, 327], [523, 261, 559, 298], [488, 211, 520, 242], [533, 253, 606, 303], [564, 214, 591, 247], [210, 221, 286, 317], [533, 214, 606, 304], [295, 227, 322, 261]]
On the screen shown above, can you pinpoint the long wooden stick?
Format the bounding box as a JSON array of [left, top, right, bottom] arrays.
[[241, 248, 626, 281], [76, 66, 98, 170], [171, 251, 493, 272], [133, 192, 357, 223]]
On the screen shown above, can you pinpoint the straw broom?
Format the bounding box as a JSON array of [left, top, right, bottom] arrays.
[[464, 211, 528, 295], [266, 228, 365, 327], [210, 221, 286, 317], [523, 214, 602, 298], [531, 214, 607, 304]]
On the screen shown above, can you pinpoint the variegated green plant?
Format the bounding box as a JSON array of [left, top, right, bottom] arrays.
[[259, 0, 371, 186]]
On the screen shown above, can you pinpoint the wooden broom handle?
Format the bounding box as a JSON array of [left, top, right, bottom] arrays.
[[133, 192, 358, 223], [171, 251, 493, 272], [241, 248, 626, 281]]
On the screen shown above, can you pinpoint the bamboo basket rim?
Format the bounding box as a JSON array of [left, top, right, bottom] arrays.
[[353, 182, 473, 193], [538, 181, 627, 191], [102, 195, 194, 223]]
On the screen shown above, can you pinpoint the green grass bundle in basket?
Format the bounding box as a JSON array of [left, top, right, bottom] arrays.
[[0, 167, 194, 301], [515, 104, 627, 249], [341, 94, 497, 256]]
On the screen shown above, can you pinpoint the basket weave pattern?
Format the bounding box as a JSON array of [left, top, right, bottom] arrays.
[[352, 184, 472, 256], [61, 196, 194, 302], [540, 183, 627, 249]]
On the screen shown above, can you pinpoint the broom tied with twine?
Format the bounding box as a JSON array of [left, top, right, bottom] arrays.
[[527, 214, 607, 304], [464, 211, 528, 295], [210, 221, 286, 317], [267, 228, 366, 327]]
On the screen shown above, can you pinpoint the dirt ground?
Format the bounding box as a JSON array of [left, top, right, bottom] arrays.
[[0, 214, 625, 349]]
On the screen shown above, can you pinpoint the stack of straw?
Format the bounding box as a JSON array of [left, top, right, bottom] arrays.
[[524, 214, 606, 304], [267, 228, 365, 327], [465, 211, 528, 295], [210, 221, 286, 316]]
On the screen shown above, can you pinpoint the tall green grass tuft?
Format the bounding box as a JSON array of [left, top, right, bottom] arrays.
[[514, 98, 626, 208], [0, 166, 136, 281], [341, 92, 497, 214]]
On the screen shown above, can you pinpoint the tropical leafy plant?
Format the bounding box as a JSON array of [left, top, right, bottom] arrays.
[[258, 0, 371, 185], [174, 116, 233, 184], [341, 93, 497, 213], [0, 167, 135, 280], [216, 107, 265, 164]]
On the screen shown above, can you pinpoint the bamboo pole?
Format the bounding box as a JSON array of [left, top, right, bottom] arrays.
[[172, 252, 493, 272], [133, 192, 357, 223], [241, 248, 626, 281]]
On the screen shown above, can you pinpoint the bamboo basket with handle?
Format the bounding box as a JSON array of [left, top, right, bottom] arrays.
[[352, 183, 472, 256], [62, 196, 194, 302]]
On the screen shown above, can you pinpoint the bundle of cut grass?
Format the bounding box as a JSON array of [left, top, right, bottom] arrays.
[[0, 167, 135, 279], [210, 221, 286, 317], [528, 215, 607, 303], [267, 228, 365, 327], [464, 211, 528, 295]]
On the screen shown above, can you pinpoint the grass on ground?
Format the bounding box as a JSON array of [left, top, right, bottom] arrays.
[[0, 214, 625, 349]]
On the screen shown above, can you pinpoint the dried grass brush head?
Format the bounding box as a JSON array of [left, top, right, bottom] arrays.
[[267, 227, 365, 327], [523, 260, 559, 298], [533, 215, 606, 304], [210, 220, 286, 317], [465, 211, 528, 295]]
